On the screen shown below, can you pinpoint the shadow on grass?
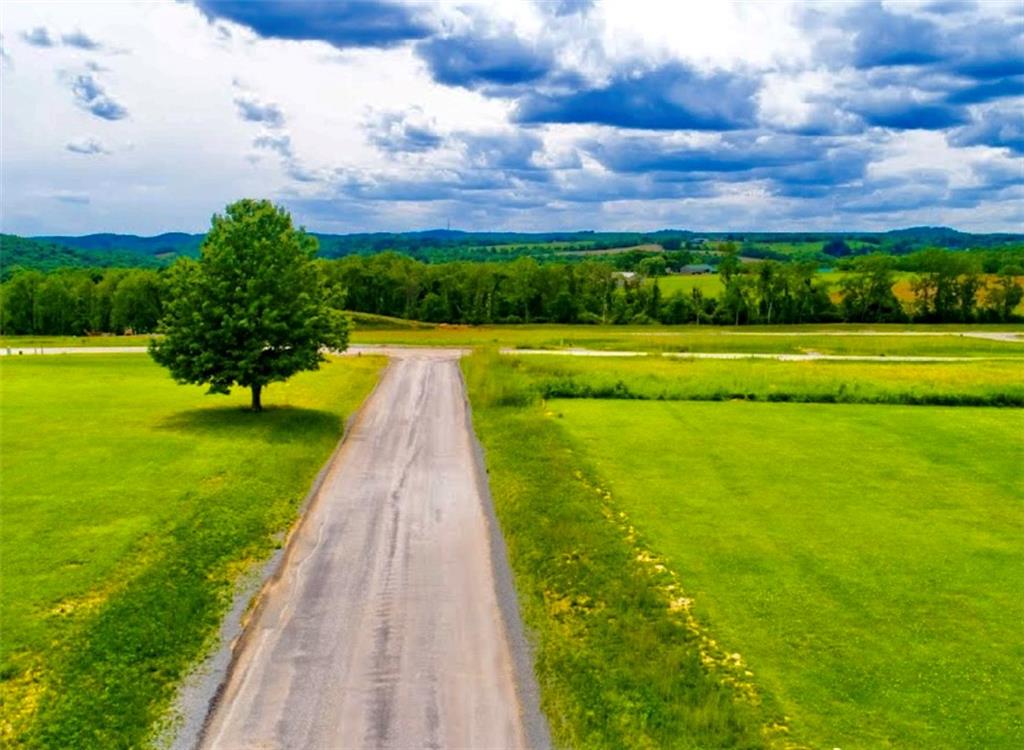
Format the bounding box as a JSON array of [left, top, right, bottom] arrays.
[[158, 405, 342, 443]]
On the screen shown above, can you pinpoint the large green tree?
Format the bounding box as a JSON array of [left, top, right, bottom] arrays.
[[150, 199, 348, 411]]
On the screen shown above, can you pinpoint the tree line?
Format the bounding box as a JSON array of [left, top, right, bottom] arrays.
[[2, 247, 1021, 335]]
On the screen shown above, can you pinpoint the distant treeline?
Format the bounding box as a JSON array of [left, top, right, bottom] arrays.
[[2, 245, 1021, 335]]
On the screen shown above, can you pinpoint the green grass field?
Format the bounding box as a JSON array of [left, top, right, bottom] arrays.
[[354, 324, 1024, 358], [499, 353, 1024, 406], [555, 400, 1023, 749], [0, 354, 384, 747], [465, 349, 1024, 749], [5, 322, 1023, 359]]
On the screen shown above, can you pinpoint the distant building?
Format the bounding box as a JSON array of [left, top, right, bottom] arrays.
[[679, 264, 714, 275], [614, 271, 638, 281]]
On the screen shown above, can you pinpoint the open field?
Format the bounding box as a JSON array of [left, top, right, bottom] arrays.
[[653, 272, 1024, 314], [463, 352, 778, 749], [493, 353, 1024, 406], [352, 325, 1024, 358], [0, 354, 384, 747], [464, 349, 1024, 748], [6, 323, 1023, 358], [555, 400, 1023, 749]]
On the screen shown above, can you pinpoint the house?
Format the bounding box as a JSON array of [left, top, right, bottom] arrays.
[[679, 264, 715, 275]]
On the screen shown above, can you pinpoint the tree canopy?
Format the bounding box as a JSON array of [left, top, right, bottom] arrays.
[[149, 199, 348, 410]]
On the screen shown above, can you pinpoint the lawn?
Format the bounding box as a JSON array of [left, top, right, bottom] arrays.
[[0, 353, 384, 747], [553, 400, 1024, 749]]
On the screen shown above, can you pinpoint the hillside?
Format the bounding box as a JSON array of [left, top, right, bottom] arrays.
[[0, 235, 166, 280]]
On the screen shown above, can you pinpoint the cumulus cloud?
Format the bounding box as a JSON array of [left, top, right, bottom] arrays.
[[66, 136, 109, 155], [253, 131, 293, 157], [67, 72, 128, 120], [61, 30, 102, 50], [194, 0, 433, 48], [21, 26, 55, 47], [367, 110, 443, 154], [516, 63, 758, 131], [416, 33, 554, 88], [233, 93, 285, 128], [950, 109, 1024, 154]]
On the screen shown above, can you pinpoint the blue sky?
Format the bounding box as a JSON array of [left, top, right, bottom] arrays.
[[1, 0, 1021, 234]]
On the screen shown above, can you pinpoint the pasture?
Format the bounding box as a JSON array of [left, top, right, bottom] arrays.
[[0, 354, 384, 747], [464, 347, 1024, 748]]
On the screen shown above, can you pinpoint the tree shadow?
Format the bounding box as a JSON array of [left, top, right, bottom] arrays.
[[157, 405, 342, 444]]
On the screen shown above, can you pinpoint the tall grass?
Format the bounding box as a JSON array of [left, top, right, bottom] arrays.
[[496, 354, 1024, 407]]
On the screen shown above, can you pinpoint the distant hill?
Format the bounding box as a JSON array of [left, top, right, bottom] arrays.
[[0, 234, 166, 280], [32, 232, 205, 257], [4, 226, 1019, 276]]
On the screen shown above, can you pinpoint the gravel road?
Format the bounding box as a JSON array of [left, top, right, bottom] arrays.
[[195, 348, 547, 749]]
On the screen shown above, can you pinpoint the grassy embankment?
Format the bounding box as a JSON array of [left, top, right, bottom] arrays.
[[0, 354, 384, 747], [465, 349, 1023, 749]]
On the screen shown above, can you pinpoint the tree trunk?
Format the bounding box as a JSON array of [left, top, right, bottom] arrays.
[[251, 384, 262, 412]]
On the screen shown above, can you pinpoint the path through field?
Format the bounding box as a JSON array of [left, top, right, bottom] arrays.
[[195, 349, 546, 750]]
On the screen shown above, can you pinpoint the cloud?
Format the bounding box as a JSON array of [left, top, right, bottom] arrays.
[[945, 77, 1024, 104], [515, 63, 758, 131], [848, 4, 944, 69], [61, 30, 102, 50], [544, 0, 594, 17], [416, 33, 554, 88], [68, 73, 128, 120], [253, 131, 292, 157], [21, 26, 55, 47], [459, 131, 544, 173], [66, 136, 109, 155], [950, 108, 1024, 154], [194, 0, 433, 48], [233, 93, 284, 128], [858, 101, 968, 130], [50, 190, 91, 205], [367, 111, 443, 154]]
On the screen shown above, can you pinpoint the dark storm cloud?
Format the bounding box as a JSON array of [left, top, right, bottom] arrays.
[[193, 1, 433, 48]]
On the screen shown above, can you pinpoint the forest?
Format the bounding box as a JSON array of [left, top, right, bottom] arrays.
[[1, 245, 1021, 336]]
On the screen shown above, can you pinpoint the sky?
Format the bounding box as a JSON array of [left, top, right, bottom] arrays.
[[1, 0, 1022, 235]]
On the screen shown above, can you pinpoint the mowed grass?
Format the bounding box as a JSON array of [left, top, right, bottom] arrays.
[[463, 353, 779, 750], [502, 353, 1024, 406], [5, 323, 1023, 358], [0, 354, 384, 747], [352, 324, 1024, 358], [554, 400, 1024, 749]]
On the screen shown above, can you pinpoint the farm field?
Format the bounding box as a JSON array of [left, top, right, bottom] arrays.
[[652, 272, 1024, 314], [464, 349, 1024, 749], [555, 401, 1024, 749], [0, 354, 384, 747]]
